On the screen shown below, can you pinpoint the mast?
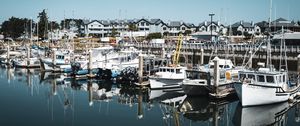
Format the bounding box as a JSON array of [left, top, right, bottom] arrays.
[[266, 0, 272, 67]]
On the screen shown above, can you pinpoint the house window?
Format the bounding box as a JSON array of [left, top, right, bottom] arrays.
[[145, 28, 149, 30], [141, 22, 145, 26], [91, 25, 93, 27], [182, 27, 186, 30], [98, 25, 101, 27], [146, 23, 149, 26], [163, 27, 167, 30], [258, 75, 265, 82], [177, 27, 180, 30]]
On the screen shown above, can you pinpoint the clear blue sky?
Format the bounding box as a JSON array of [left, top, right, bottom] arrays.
[[1, 0, 299, 25]]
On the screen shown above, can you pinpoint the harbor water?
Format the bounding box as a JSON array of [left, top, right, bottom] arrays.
[[0, 67, 300, 126]]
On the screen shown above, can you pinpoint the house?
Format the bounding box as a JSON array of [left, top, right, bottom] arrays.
[[199, 21, 227, 35], [231, 21, 255, 35], [269, 18, 300, 32]]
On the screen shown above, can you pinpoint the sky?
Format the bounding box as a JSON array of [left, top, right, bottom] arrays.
[[0, 0, 299, 25]]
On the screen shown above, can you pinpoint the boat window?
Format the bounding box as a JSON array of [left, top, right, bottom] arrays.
[[239, 74, 246, 80], [170, 69, 174, 73], [248, 74, 255, 79], [176, 69, 181, 73], [219, 65, 224, 68], [266, 76, 274, 83], [283, 75, 285, 82], [258, 75, 265, 82], [166, 68, 170, 72], [224, 65, 230, 68]]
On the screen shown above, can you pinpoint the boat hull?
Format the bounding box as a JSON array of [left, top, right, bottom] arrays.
[[181, 79, 210, 96], [234, 83, 289, 106], [149, 77, 183, 90]]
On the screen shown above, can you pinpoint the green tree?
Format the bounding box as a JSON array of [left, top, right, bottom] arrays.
[[111, 27, 119, 37], [183, 30, 192, 35], [37, 9, 49, 40], [163, 31, 169, 37], [244, 31, 252, 40], [1, 17, 31, 39], [48, 21, 60, 30], [128, 23, 138, 31], [146, 32, 162, 40]]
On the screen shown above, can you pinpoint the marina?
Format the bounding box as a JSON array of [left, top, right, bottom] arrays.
[[1, 0, 300, 125]]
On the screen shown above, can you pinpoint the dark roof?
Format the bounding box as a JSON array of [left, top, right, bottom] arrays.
[[87, 20, 104, 25], [231, 21, 253, 28], [199, 21, 219, 27], [273, 18, 288, 23], [169, 21, 181, 27], [255, 21, 268, 27]]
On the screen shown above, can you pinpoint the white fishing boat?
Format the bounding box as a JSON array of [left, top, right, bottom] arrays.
[[40, 49, 72, 72], [234, 67, 300, 106], [149, 66, 187, 89], [234, 27, 300, 106], [182, 57, 241, 96]]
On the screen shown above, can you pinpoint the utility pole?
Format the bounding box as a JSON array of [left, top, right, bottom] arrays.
[[209, 13, 215, 42]]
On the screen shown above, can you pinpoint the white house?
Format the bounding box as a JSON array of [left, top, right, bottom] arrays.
[[231, 21, 255, 35], [199, 21, 227, 35]]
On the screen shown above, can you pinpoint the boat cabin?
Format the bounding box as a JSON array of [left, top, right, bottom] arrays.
[[238, 70, 287, 86], [155, 66, 187, 79]]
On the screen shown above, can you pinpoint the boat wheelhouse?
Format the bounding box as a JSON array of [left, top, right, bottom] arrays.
[[149, 66, 187, 90]]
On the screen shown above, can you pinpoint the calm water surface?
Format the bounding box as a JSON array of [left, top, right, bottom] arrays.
[[0, 67, 300, 126]]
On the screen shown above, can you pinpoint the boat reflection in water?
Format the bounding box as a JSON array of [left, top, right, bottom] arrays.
[[179, 96, 238, 125], [234, 99, 300, 126], [1, 66, 300, 126]]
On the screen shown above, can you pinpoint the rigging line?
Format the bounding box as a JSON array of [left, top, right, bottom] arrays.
[[243, 40, 266, 68]]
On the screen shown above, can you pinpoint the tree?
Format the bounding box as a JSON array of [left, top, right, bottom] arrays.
[[146, 32, 162, 40], [60, 19, 84, 33], [244, 31, 252, 40], [37, 9, 49, 40], [163, 31, 169, 37], [128, 23, 138, 31], [1, 17, 31, 39], [48, 21, 60, 30], [183, 30, 192, 36], [111, 27, 119, 37]]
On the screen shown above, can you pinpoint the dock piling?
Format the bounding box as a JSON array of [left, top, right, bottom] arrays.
[[138, 54, 144, 84], [214, 59, 219, 95]]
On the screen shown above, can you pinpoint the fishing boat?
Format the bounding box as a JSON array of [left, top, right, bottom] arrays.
[[182, 57, 240, 97], [234, 27, 300, 106], [39, 49, 72, 72], [234, 66, 300, 106], [149, 66, 187, 89]]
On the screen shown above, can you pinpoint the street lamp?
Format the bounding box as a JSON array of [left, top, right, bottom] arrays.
[[209, 13, 215, 42]]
